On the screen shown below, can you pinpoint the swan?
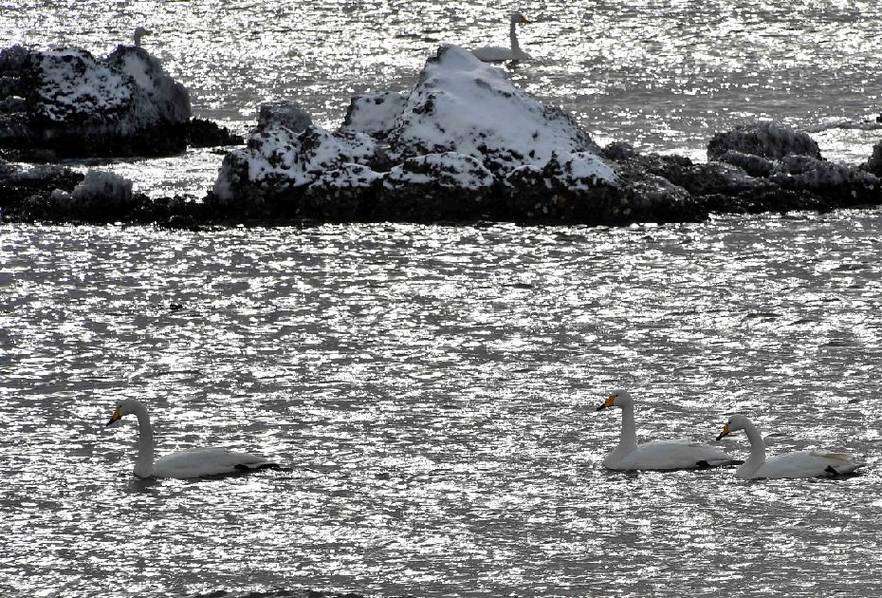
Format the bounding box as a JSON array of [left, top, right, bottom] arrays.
[[595, 389, 739, 471], [106, 399, 277, 479], [716, 414, 863, 479], [133, 27, 152, 48], [471, 12, 533, 62]]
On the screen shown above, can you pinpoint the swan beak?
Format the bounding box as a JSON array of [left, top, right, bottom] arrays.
[[106, 407, 123, 427], [596, 396, 616, 411], [716, 423, 731, 441]]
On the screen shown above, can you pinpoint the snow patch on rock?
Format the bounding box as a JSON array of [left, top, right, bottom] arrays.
[[385, 152, 496, 190], [71, 170, 134, 206], [342, 92, 407, 138], [387, 45, 604, 173]]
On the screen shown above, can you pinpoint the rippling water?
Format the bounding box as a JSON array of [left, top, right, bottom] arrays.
[[4, 2, 882, 596], [2, 215, 882, 596], [4, 1, 882, 195]]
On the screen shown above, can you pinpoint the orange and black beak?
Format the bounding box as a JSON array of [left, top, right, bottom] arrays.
[[596, 395, 616, 412], [106, 406, 123, 427], [716, 422, 731, 441]]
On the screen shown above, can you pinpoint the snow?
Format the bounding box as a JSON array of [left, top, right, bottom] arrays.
[[71, 170, 134, 205], [341, 91, 407, 138], [213, 124, 377, 201], [311, 163, 381, 189], [385, 152, 496, 190], [387, 45, 604, 173], [37, 49, 132, 121]]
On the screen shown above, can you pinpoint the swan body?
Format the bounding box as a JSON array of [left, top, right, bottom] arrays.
[[106, 399, 276, 479], [717, 415, 862, 479], [472, 12, 533, 62], [597, 390, 739, 471]]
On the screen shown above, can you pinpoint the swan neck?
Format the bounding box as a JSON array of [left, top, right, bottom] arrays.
[[742, 420, 766, 463], [618, 402, 638, 451], [510, 21, 520, 52], [131, 402, 155, 477]]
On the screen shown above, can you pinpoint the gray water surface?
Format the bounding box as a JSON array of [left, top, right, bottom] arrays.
[[1, 216, 881, 596]]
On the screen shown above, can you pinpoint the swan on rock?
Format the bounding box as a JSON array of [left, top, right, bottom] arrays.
[[595, 389, 739, 471], [471, 11, 533, 62], [133, 27, 152, 48], [716, 414, 863, 479], [106, 399, 277, 479]]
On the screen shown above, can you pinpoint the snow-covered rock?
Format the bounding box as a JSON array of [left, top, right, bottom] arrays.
[[707, 121, 821, 161], [212, 124, 377, 204], [384, 152, 496, 190], [0, 43, 195, 158], [386, 45, 604, 173], [71, 170, 134, 206], [863, 140, 882, 177], [342, 92, 407, 139]]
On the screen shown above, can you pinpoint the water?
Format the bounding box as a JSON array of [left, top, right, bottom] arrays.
[[3, 1, 882, 596], [3, 1, 882, 195], [2, 215, 882, 596]]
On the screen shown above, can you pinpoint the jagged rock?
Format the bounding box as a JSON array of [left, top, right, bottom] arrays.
[[716, 149, 774, 178], [707, 121, 821, 161], [375, 152, 498, 221], [771, 154, 879, 191], [0, 43, 234, 158], [185, 118, 243, 147], [212, 123, 377, 206], [257, 101, 313, 133], [341, 91, 407, 139], [302, 163, 381, 220], [386, 45, 604, 173]]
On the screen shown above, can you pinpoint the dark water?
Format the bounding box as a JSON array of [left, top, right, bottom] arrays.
[[2, 215, 881, 596]]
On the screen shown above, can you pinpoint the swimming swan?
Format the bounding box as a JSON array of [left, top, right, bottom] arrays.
[[596, 389, 739, 471], [106, 399, 277, 479], [472, 12, 532, 62], [716, 414, 862, 479]]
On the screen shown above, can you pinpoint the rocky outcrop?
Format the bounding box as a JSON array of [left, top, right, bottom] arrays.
[[0, 44, 240, 159], [707, 121, 821, 161], [5, 44, 882, 228]]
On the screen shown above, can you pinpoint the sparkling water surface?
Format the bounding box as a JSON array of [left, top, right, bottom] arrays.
[[2, 215, 882, 596], [3, 1, 882, 596], [4, 1, 882, 195]]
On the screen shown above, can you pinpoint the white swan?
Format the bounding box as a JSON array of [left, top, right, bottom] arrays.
[[716, 414, 862, 479], [133, 27, 152, 48], [596, 389, 739, 471], [472, 12, 533, 62], [106, 399, 277, 479]]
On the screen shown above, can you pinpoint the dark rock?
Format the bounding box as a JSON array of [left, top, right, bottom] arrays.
[[716, 149, 774, 177], [707, 121, 821, 161], [257, 101, 313, 133]]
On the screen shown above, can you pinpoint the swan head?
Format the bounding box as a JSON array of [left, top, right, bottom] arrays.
[[716, 414, 750, 440], [596, 389, 633, 411], [106, 399, 141, 427], [510, 11, 530, 25]]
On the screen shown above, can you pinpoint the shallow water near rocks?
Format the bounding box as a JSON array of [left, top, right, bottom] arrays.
[[2, 214, 882, 596]]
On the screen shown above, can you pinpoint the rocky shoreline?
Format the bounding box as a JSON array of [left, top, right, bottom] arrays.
[[2, 43, 881, 228]]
